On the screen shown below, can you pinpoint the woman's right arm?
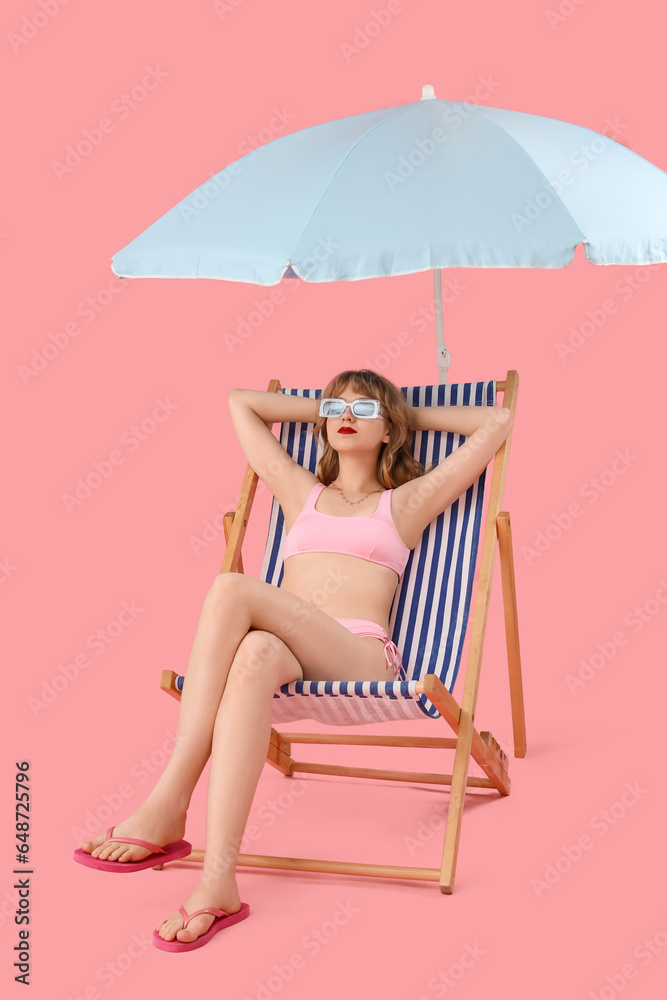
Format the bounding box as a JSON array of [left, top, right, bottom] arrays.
[[226, 388, 319, 502], [228, 387, 319, 426]]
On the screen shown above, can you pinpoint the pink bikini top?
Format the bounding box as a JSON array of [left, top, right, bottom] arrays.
[[283, 481, 411, 578]]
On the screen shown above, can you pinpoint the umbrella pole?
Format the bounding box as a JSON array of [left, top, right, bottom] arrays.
[[433, 269, 451, 385]]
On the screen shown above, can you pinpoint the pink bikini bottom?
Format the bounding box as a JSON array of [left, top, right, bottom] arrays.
[[334, 617, 405, 681]]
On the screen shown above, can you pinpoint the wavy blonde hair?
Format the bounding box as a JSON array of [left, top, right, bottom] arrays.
[[314, 369, 430, 489]]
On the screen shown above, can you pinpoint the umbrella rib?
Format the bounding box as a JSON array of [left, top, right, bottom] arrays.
[[285, 103, 419, 273], [468, 105, 587, 243]]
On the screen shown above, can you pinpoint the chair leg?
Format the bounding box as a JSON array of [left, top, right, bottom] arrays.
[[438, 708, 476, 893], [266, 728, 294, 775], [497, 512, 527, 758]]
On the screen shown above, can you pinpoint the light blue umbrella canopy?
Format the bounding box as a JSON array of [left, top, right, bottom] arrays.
[[111, 85, 667, 378], [112, 85, 667, 280]]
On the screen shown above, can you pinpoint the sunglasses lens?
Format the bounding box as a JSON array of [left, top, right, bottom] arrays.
[[321, 399, 344, 416], [353, 400, 377, 417]]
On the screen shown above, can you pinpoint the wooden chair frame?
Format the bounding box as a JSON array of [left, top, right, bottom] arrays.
[[159, 370, 526, 894]]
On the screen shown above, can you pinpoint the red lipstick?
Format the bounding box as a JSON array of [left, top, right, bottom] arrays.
[[338, 428, 357, 434]]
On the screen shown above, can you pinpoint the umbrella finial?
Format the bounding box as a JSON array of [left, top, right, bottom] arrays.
[[421, 84, 436, 100]]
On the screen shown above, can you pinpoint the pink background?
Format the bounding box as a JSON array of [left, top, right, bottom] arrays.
[[3, 1, 667, 996]]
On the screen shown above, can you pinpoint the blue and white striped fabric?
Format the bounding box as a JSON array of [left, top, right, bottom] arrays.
[[261, 380, 496, 726]]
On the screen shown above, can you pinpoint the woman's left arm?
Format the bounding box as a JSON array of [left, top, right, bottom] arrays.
[[410, 401, 511, 437]]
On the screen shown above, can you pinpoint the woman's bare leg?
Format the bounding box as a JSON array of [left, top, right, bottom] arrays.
[[80, 572, 392, 863], [156, 630, 303, 943], [155, 583, 395, 944]]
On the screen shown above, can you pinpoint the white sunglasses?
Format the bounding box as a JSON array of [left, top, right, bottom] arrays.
[[319, 397, 386, 419]]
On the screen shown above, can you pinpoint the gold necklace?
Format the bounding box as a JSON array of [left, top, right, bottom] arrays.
[[329, 483, 384, 506]]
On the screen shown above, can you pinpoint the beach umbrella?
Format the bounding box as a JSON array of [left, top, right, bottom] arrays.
[[112, 85, 667, 382]]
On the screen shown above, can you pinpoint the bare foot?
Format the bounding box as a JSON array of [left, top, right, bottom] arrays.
[[79, 801, 187, 863], [156, 874, 243, 944]]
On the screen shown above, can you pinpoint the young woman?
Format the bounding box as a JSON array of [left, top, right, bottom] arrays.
[[74, 368, 513, 951]]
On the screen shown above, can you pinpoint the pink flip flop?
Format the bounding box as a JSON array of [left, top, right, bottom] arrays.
[[72, 826, 192, 872], [153, 902, 250, 952]]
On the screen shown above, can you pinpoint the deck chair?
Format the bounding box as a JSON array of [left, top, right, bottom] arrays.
[[160, 372, 526, 894]]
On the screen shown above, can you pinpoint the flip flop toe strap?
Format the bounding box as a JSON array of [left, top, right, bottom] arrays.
[[104, 826, 166, 854], [179, 906, 229, 930]]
